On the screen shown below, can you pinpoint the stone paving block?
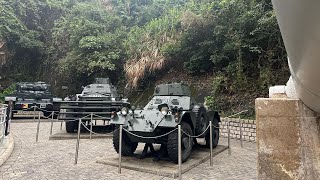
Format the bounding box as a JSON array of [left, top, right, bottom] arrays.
[[0, 121, 257, 179], [97, 145, 227, 178]]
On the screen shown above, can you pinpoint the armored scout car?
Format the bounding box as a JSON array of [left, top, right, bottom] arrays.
[[59, 78, 129, 133], [110, 82, 220, 163], [4, 82, 62, 118]]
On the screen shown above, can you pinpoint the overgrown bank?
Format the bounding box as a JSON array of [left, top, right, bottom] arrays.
[[0, 0, 289, 118]]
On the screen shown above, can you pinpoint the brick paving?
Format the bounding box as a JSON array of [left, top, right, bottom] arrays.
[[0, 121, 257, 180]]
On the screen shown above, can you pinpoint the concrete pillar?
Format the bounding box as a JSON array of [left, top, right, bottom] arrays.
[[256, 98, 320, 180]]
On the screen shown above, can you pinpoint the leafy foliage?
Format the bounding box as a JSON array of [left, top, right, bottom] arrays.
[[0, 84, 15, 103], [0, 0, 289, 118]]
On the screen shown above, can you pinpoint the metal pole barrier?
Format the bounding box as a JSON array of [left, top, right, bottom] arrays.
[[90, 113, 93, 140], [75, 119, 81, 165], [239, 116, 243, 148], [118, 125, 123, 174], [33, 106, 36, 120], [60, 121, 63, 130], [209, 121, 213, 166], [228, 118, 231, 155], [36, 112, 41, 142], [178, 125, 182, 180], [50, 112, 54, 135]]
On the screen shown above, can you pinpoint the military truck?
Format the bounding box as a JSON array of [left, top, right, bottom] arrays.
[[110, 82, 220, 163], [59, 78, 129, 133], [4, 82, 62, 118]]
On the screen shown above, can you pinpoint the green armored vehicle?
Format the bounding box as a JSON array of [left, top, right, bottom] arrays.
[[59, 78, 129, 133], [4, 82, 62, 118], [110, 82, 220, 163]]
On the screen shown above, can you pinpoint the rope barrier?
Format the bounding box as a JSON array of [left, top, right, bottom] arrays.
[[92, 114, 109, 119], [122, 128, 178, 139], [80, 121, 119, 135], [182, 125, 210, 138], [181, 124, 220, 138]]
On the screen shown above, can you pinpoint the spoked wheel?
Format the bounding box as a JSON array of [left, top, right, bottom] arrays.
[[167, 122, 193, 163]]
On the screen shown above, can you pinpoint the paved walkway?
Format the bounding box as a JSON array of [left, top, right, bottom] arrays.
[[0, 121, 257, 180]]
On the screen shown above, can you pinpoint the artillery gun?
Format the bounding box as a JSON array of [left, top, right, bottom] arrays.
[[110, 82, 220, 163], [4, 82, 62, 118], [59, 78, 129, 133]]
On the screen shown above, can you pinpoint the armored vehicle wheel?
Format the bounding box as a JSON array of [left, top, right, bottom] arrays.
[[113, 128, 138, 156], [66, 121, 76, 133], [205, 121, 219, 148], [167, 122, 193, 163], [194, 106, 209, 137]]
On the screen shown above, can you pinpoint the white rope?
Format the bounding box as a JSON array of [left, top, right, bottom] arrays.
[[35, 106, 59, 113], [61, 114, 92, 122], [80, 121, 119, 135], [182, 124, 221, 138], [122, 128, 178, 139], [92, 114, 107, 119], [182, 124, 210, 138]]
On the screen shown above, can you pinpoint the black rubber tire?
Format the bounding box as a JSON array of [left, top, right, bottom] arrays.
[[194, 106, 209, 137], [205, 120, 219, 148], [66, 121, 76, 133], [167, 122, 193, 163], [113, 128, 138, 156]]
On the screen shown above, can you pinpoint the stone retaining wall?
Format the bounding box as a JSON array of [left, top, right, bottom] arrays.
[[219, 118, 256, 142]]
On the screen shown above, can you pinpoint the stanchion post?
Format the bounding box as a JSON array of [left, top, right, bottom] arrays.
[[60, 121, 63, 130], [239, 116, 243, 148], [90, 113, 93, 140], [33, 106, 36, 120], [75, 119, 81, 165], [178, 125, 182, 180], [118, 125, 123, 174], [36, 111, 41, 142], [228, 118, 231, 155], [50, 112, 54, 135], [209, 121, 213, 166]]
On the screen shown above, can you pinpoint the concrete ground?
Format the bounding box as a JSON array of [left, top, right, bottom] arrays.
[[0, 121, 257, 180]]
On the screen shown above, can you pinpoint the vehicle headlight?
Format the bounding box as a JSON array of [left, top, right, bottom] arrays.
[[121, 107, 128, 115], [161, 106, 169, 115]]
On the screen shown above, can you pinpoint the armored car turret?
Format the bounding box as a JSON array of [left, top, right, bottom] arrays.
[[110, 82, 220, 163]]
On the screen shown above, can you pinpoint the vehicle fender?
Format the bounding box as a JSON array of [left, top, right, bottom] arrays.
[[206, 111, 221, 125], [180, 111, 197, 130]]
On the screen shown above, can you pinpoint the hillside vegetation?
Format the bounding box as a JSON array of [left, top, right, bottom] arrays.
[[0, 0, 289, 117]]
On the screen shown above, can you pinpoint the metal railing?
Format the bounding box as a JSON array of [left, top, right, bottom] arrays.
[[0, 104, 11, 145], [29, 107, 248, 180]]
